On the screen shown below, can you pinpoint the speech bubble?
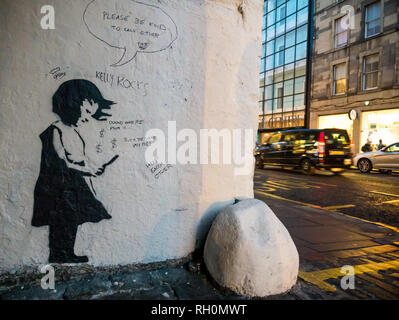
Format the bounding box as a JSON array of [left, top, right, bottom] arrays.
[[83, 0, 178, 67]]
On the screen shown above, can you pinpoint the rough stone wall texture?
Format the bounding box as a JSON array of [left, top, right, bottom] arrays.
[[0, 0, 263, 273]]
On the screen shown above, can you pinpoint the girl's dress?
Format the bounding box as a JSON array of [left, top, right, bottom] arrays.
[[32, 122, 111, 227]]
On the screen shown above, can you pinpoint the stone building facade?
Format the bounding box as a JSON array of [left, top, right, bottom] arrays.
[[310, 0, 399, 153]]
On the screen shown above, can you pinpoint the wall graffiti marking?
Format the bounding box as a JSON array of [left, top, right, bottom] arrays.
[[106, 119, 144, 131], [49, 66, 67, 80], [95, 71, 149, 96], [146, 160, 174, 180], [126, 135, 156, 148], [83, 0, 178, 67]]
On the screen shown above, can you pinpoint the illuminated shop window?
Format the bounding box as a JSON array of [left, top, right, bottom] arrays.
[[361, 109, 399, 149]]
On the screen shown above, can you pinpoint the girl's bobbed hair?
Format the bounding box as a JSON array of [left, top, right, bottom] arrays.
[[52, 79, 115, 125]]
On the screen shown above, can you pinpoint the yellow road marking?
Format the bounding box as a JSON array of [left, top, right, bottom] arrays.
[[298, 259, 399, 292], [315, 183, 337, 187], [256, 186, 276, 192], [322, 205, 355, 210], [329, 245, 399, 259], [383, 199, 399, 203], [263, 182, 291, 190], [268, 179, 314, 189], [266, 180, 293, 187], [370, 191, 399, 198], [382, 199, 399, 206], [254, 190, 322, 209], [386, 252, 399, 259], [255, 183, 277, 192], [255, 170, 337, 187]]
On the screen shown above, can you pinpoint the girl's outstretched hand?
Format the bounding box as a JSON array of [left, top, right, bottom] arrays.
[[91, 155, 119, 176], [94, 166, 105, 176]]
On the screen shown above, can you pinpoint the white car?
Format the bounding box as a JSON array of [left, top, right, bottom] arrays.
[[353, 142, 399, 173]]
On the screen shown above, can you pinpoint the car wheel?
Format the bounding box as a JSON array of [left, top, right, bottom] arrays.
[[301, 158, 315, 175], [255, 156, 263, 169], [358, 158, 372, 173]]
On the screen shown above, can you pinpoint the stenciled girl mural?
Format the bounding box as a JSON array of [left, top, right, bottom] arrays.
[[32, 79, 119, 263]]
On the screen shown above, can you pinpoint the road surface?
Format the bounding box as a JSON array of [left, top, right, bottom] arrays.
[[254, 167, 399, 227]]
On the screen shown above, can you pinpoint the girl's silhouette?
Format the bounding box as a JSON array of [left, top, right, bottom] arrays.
[[32, 79, 118, 263]]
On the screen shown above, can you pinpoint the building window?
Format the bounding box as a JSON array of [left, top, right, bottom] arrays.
[[335, 16, 348, 48], [259, 0, 309, 130], [276, 87, 283, 109], [365, 2, 381, 38], [333, 63, 346, 95], [363, 54, 379, 90]]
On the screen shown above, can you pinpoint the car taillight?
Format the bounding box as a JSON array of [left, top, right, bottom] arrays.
[[318, 132, 325, 163], [349, 140, 354, 158]]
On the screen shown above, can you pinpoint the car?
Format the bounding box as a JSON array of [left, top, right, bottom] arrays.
[[255, 128, 353, 175], [353, 142, 399, 173]]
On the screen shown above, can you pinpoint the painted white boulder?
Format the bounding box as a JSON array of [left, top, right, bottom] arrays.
[[204, 199, 299, 297]]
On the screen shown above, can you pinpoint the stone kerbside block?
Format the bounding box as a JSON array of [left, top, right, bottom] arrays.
[[204, 199, 299, 297]]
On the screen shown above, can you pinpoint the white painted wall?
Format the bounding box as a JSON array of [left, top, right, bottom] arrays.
[[0, 0, 262, 272]]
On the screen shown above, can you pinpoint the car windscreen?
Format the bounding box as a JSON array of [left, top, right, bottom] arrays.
[[324, 130, 350, 146], [268, 133, 282, 144]]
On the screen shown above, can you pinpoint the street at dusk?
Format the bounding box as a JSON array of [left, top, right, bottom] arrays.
[[255, 167, 399, 227]]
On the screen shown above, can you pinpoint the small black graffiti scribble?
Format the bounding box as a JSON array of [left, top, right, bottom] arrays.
[[99, 129, 105, 138], [49, 67, 67, 80], [146, 161, 173, 179], [138, 42, 150, 50], [111, 138, 117, 149], [126, 136, 156, 148], [96, 71, 149, 96], [96, 142, 103, 153], [108, 119, 144, 131]]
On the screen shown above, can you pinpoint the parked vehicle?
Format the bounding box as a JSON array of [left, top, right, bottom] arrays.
[[353, 142, 399, 173], [255, 129, 353, 175]]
